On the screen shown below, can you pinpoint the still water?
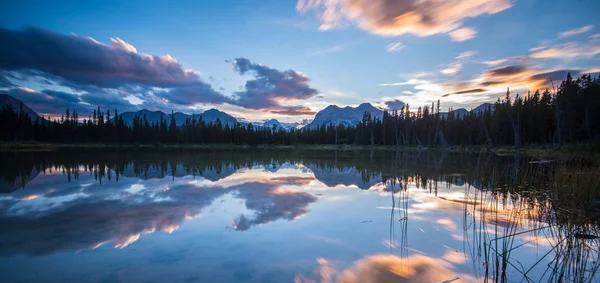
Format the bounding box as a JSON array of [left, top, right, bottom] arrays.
[[0, 149, 598, 282]]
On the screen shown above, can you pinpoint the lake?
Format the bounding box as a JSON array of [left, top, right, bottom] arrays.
[[1, 149, 598, 282]]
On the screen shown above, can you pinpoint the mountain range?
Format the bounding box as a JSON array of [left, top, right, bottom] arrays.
[[1, 93, 496, 130], [117, 108, 238, 127]]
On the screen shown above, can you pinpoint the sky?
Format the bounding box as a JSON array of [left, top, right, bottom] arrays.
[[1, 0, 599, 123]]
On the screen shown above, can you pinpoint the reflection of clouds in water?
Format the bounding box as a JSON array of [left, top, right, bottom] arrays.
[[0, 200, 197, 256], [0, 168, 319, 256], [232, 183, 317, 231], [436, 218, 458, 231], [295, 254, 478, 283]]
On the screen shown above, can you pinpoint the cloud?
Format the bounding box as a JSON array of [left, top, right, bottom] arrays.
[[529, 42, 600, 60], [385, 42, 404, 52], [558, 25, 593, 38], [482, 59, 509, 66], [527, 69, 582, 88], [156, 84, 234, 106], [267, 106, 315, 115], [0, 71, 16, 88], [231, 58, 319, 115], [379, 78, 429, 87], [477, 65, 536, 88], [307, 44, 346, 56], [456, 51, 478, 60], [0, 27, 235, 113], [440, 62, 462, 76], [0, 27, 203, 88], [297, 0, 512, 41], [443, 88, 487, 97], [5, 86, 141, 117], [486, 65, 529, 77], [475, 64, 588, 91], [109, 37, 138, 53], [449, 27, 477, 41], [384, 99, 405, 110]]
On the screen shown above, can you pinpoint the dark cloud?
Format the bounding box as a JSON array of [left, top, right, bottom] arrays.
[[528, 69, 581, 84], [1, 27, 319, 116], [442, 88, 487, 97], [480, 81, 504, 87], [231, 58, 318, 115], [384, 99, 405, 110], [268, 106, 315, 116], [6, 87, 137, 116], [478, 68, 594, 91], [486, 65, 529, 77], [0, 27, 200, 88], [478, 65, 533, 89], [0, 72, 16, 88], [156, 84, 234, 106], [0, 27, 233, 111], [6, 88, 86, 115]]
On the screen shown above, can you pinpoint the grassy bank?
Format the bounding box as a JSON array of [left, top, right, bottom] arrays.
[[1, 141, 598, 159]]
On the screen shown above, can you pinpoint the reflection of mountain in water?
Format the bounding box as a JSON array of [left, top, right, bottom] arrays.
[[307, 165, 381, 190], [0, 167, 40, 193], [2, 149, 510, 257], [121, 163, 237, 181], [0, 149, 512, 194]]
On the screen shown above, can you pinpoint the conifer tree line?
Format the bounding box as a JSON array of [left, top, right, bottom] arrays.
[[1, 74, 599, 146]]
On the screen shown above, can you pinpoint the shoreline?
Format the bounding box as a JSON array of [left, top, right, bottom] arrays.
[[1, 142, 598, 159]]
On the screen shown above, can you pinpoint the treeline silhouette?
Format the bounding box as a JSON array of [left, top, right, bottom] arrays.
[[1, 74, 599, 146]]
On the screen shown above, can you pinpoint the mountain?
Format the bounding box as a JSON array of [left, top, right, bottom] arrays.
[[117, 108, 238, 127], [473, 102, 495, 115], [440, 103, 496, 119], [200, 109, 237, 126], [305, 103, 384, 129], [440, 108, 469, 119], [260, 119, 301, 131], [0, 94, 41, 120], [119, 109, 166, 126], [263, 119, 284, 131]]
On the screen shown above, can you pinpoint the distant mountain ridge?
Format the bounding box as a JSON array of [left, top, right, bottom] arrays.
[[116, 108, 238, 127], [305, 103, 384, 129], [259, 119, 301, 131], [1, 94, 498, 129], [0, 94, 41, 120]]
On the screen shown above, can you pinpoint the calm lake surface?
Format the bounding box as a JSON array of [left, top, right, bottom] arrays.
[[0, 149, 598, 283]]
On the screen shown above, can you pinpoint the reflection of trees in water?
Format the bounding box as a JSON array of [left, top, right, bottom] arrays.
[[457, 159, 600, 282], [2, 149, 599, 281], [0, 149, 506, 192]]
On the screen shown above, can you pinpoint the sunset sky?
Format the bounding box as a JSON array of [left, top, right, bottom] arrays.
[[1, 0, 599, 122]]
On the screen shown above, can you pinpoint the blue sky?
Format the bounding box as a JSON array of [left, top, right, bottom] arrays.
[[1, 0, 599, 122]]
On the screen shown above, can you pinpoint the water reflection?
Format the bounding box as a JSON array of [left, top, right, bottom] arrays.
[[295, 254, 479, 283], [0, 149, 598, 282]]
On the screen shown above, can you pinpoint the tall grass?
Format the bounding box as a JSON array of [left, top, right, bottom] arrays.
[[463, 155, 600, 282]]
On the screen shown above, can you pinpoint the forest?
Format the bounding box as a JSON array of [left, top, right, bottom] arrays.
[[1, 73, 599, 147]]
